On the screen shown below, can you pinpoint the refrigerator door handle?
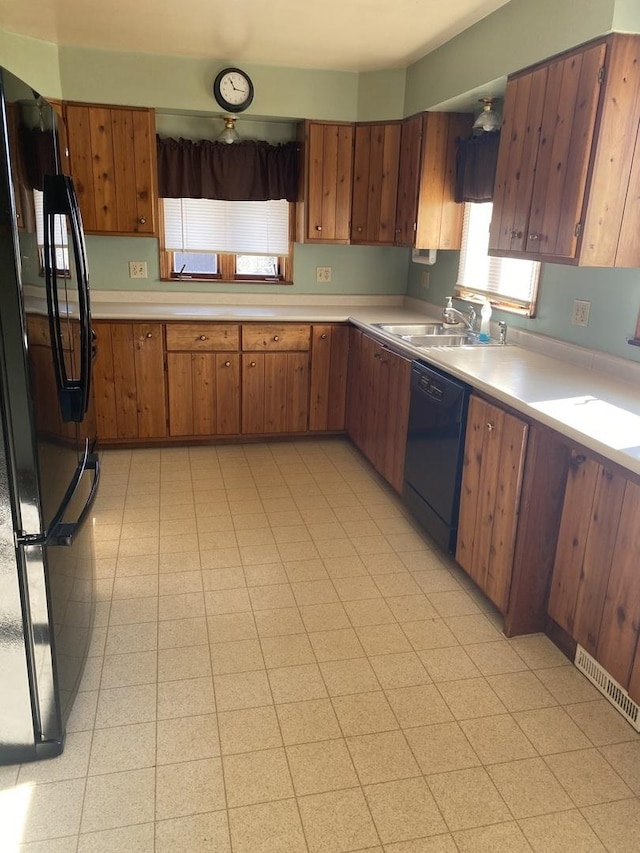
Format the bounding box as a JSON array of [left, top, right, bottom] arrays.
[[16, 439, 101, 548], [43, 173, 92, 423]]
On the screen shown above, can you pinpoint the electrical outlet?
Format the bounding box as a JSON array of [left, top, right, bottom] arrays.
[[129, 261, 148, 279], [421, 271, 430, 290], [572, 299, 591, 326], [316, 266, 332, 283]]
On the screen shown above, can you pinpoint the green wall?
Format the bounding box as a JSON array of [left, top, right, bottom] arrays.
[[0, 30, 61, 98]]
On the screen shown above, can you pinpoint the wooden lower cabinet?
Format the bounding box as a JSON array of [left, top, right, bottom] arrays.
[[309, 325, 349, 431], [345, 327, 411, 492], [167, 353, 240, 436], [548, 452, 640, 701], [92, 322, 166, 440], [456, 395, 528, 612], [242, 352, 309, 435]]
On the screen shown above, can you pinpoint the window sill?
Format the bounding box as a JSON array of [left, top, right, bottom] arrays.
[[454, 286, 534, 318], [162, 277, 293, 286]]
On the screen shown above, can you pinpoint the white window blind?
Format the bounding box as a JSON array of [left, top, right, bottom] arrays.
[[34, 189, 70, 271], [456, 202, 540, 315], [163, 198, 289, 256]]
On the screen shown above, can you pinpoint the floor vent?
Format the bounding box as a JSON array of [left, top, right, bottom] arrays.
[[575, 645, 640, 733]]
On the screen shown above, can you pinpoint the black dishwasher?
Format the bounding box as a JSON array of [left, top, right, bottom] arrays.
[[403, 361, 471, 553]]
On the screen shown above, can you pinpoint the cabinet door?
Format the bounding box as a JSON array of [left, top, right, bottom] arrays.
[[456, 396, 527, 612], [305, 122, 353, 242], [526, 43, 604, 258], [65, 103, 157, 236], [415, 112, 472, 251], [309, 325, 349, 431], [351, 123, 401, 244], [395, 115, 424, 246], [548, 455, 625, 655], [92, 322, 166, 440], [596, 480, 640, 693], [376, 348, 411, 493], [242, 353, 309, 435], [167, 353, 239, 437]]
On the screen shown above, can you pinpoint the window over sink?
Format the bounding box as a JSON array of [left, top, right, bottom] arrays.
[[455, 202, 540, 317]]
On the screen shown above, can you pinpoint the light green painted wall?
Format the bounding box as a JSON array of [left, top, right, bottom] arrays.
[[58, 48, 360, 122], [404, 0, 617, 113], [85, 236, 409, 297], [0, 30, 61, 98], [357, 69, 406, 121], [613, 0, 640, 30], [406, 252, 640, 364]]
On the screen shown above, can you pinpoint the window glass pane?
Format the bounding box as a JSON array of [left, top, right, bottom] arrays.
[[33, 189, 70, 272], [174, 252, 217, 275], [236, 255, 279, 276], [163, 198, 289, 256], [457, 202, 539, 312]]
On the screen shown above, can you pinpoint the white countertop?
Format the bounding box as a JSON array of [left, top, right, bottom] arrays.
[[25, 287, 640, 477]]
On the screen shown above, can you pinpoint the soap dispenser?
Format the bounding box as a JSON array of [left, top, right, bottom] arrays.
[[479, 299, 492, 342]]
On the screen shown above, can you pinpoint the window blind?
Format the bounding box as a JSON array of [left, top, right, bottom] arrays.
[[163, 198, 290, 256], [456, 202, 540, 314], [33, 189, 69, 271]]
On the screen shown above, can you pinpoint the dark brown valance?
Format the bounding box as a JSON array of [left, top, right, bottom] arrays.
[[156, 136, 300, 202], [455, 131, 500, 203], [20, 125, 57, 192]]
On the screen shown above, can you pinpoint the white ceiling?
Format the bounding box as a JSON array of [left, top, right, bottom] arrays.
[[1, 0, 509, 72]]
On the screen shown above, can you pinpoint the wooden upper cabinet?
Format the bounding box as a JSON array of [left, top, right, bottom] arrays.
[[64, 103, 158, 236], [351, 122, 401, 245], [490, 34, 640, 266], [394, 114, 424, 246], [300, 121, 354, 243], [415, 112, 473, 251]]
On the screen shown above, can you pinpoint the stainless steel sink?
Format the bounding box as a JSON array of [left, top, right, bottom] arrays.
[[373, 322, 500, 347]]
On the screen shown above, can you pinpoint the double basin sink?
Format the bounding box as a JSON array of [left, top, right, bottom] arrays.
[[373, 322, 500, 348]]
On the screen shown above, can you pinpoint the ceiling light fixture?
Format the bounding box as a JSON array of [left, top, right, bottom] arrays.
[[473, 98, 502, 132], [218, 115, 240, 144]]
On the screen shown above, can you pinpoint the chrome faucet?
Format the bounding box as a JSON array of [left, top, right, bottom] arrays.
[[498, 321, 507, 345], [442, 302, 476, 331]]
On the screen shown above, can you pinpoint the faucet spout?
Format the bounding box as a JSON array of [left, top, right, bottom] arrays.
[[442, 303, 476, 331]]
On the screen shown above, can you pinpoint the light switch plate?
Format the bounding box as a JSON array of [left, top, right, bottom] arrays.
[[129, 261, 148, 279], [572, 299, 591, 326]]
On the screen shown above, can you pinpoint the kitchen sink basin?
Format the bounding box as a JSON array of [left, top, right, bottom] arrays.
[[373, 322, 501, 347]]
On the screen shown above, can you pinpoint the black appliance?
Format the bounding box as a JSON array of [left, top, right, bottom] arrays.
[[0, 67, 99, 764], [403, 361, 470, 553]]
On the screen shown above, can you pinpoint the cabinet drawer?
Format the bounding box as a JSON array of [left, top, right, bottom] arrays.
[[166, 324, 239, 351], [242, 324, 311, 351]]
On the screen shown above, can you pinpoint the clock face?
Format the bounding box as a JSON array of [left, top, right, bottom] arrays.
[[213, 68, 254, 113]]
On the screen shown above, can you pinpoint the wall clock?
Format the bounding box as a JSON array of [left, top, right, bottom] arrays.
[[213, 67, 254, 113]]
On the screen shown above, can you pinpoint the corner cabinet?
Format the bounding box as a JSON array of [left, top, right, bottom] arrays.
[[64, 103, 158, 236], [548, 451, 640, 702], [298, 121, 354, 243], [490, 33, 640, 266], [351, 122, 401, 245], [345, 328, 411, 493]]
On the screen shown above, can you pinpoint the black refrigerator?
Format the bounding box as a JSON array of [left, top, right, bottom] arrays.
[[0, 67, 99, 764]]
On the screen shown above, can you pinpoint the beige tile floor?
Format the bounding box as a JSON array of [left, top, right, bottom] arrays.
[[3, 438, 640, 852]]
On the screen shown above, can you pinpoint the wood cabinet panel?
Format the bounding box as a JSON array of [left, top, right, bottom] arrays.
[[303, 122, 354, 243], [456, 395, 527, 612], [92, 322, 166, 440], [242, 352, 309, 434], [242, 324, 310, 351], [415, 112, 472, 251], [166, 324, 239, 351], [65, 103, 157, 236], [394, 114, 423, 246], [351, 123, 401, 245], [167, 352, 239, 437], [309, 325, 349, 432]]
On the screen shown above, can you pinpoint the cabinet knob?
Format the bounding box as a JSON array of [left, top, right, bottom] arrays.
[[249, 361, 256, 367], [529, 233, 539, 241], [139, 217, 146, 225], [356, 226, 362, 232], [273, 335, 279, 342], [145, 332, 153, 339], [374, 352, 381, 359], [511, 229, 523, 239], [320, 333, 327, 340], [224, 361, 231, 367], [487, 422, 494, 431], [199, 335, 207, 341], [315, 225, 322, 231]]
